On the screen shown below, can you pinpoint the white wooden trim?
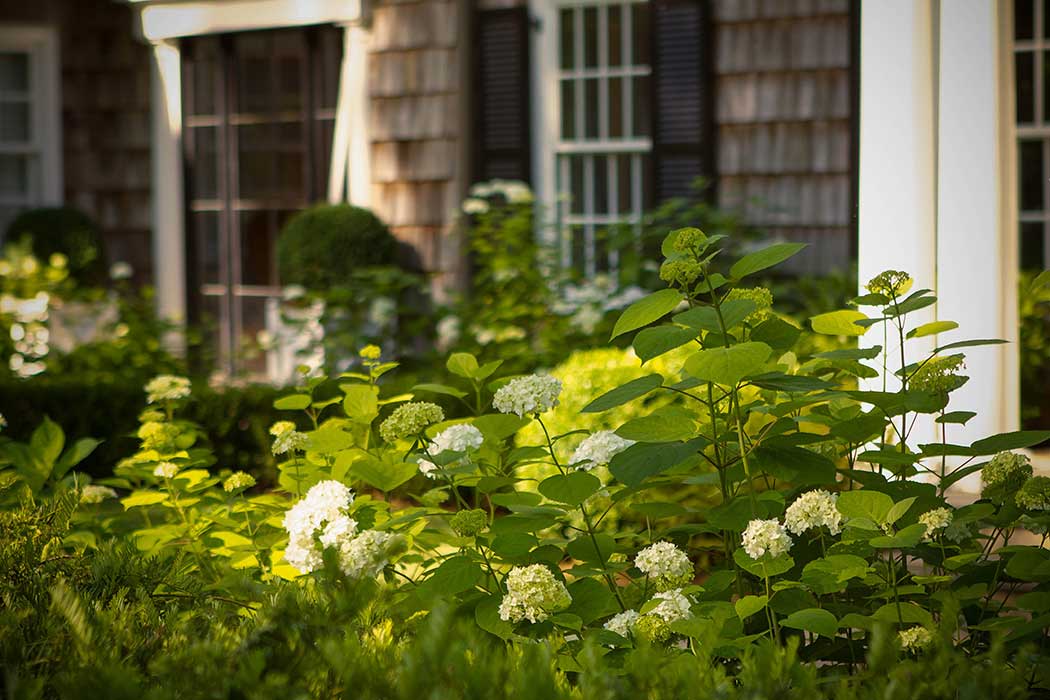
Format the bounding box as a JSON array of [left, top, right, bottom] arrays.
[[0, 25, 62, 207], [149, 39, 187, 343], [327, 22, 371, 208], [132, 0, 364, 41]]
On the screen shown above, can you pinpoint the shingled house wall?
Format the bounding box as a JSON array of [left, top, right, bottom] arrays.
[[0, 0, 153, 280]]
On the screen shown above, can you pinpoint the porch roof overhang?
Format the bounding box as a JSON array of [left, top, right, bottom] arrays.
[[124, 0, 366, 42]]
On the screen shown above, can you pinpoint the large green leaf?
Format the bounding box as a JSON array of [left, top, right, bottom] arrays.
[[970, 430, 1050, 455], [730, 242, 807, 279], [674, 299, 757, 333], [735, 595, 768, 620], [608, 438, 706, 487], [616, 407, 697, 442], [610, 289, 683, 340], [475, 596, 514, 639], [54, 438, 103, 480], [751, 446, 836, 486], [351, 457, 418, 492], [446, 352, 480, 378], [751, 317, 801, 351], [733, 549, 794, 578], [412, 383, 469, 400], [538, 472, 602, 506], [565, 578, 618, 624], [30, 416, 64, 474], [633, 325, 696, 362], [810, 310, 869, 336], [122, 491, 168, 509], [801, 555, 869, 594], [781, 608, 838, 638], [341, 384, 379, 423], [684, 342, 772, 386], [274, 394, 311, 410], [422, 555, 485, 595], [582, 374, 664, 413], [907, 320, 958, 339], [836, 490, 894, 526]]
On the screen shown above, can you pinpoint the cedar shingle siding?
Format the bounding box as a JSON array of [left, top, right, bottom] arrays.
[[713, 0, 854, 273], [0, 0, 153, 280]]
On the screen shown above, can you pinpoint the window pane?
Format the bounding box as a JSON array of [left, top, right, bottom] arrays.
[[632, 3, 652, 66], [584, 79, 599, 138], [594, 154, 609, 214], [1018, 52, 1035, 123], [1021, 221, 1045, 269], [0, 101, 30, 142], [276, 122, 306, 200], [609, 77, 623, 138], [0, 52, 28, 92], [1017, 0, 1034, 39], [237, 295, 271, 375], [570, 224, 586, 272], [316, 27, 343, 110], [584, 7, 599, 68], [608, 5, 622, 67], [275, 44, 304, 112], [239, 210, 275, 286], [1020, 139, 1044, 211], [237, 124, 273, 199], [195, 211, 222, 285], [561, 80, 576, 139], [633, 76, 651, 137], [190, 126, 219, 200], [187, 38, 220, 116], [1045, 0, 1050, 38], [570, 155, 584, 214], [0, 153, 29, 197], [1044, 52, 1050, 122], [617, 153, 632, 213], [560, 8, 575, 70], [234, 34, 272, 115]]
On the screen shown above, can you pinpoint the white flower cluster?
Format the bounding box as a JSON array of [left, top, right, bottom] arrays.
[[80, 484, 118, 504], [145, 375, 191, 404], [647, 588, 694, 623], [497, 564, 572, 624], [270, 421, 308, 455], [919, 507, 952, 541], [898, 626, 934, 652], [742, 518, 793, 559], [223, 471, 256, 493], [603, 609, 641, 637], [784, 490, 842, 536], [418, 423, 485, 479], [282, 480, 397, 578], [153, 462, 180, 479], [570, 431, 635, 470], [492, 374, 562, 417], [470, 179, 533, 203], [634, 541, 693, 591]]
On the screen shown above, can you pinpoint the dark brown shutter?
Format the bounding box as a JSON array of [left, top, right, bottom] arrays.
[[650, 0, 714, 203], [473, 7, 532, 184]]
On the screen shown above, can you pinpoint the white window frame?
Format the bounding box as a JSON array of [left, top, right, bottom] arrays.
[[530, 0, 652, 277], [1015, 0, 1050, 269], [0, 25, 62, 226]]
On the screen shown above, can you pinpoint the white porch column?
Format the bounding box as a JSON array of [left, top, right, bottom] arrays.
[[857, 0, 938, 409], [149, 39, 187, 347], [328, 20, 372, 207], [935, 0, 1019, 459]]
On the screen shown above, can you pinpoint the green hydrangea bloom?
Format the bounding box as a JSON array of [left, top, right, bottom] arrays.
[[909, 354, 967, 394], [379, 402, 444, 443], [865, 270, 912, 297], [450, 509, 488, 537], [670, 227, 707, 254], [1017, 476, 1050, 511], [982, 451, 1033, 495], [725, 287, 774, 324], [659, 258, 702, 288]]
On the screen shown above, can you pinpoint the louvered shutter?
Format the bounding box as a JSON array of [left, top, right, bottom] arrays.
[[650, 0, 714, 202], [473, 7, 532, 183]]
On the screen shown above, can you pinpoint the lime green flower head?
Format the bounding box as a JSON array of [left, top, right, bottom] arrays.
[[910, 355, 967, 394], [223, 471, 256, 493], [725, 287, 774, 323], [670, 227, 707, 254], [359, 344, 382, 361], [1017, 476, 1050, 512], [379, 402, 444, 443], [982, 451, 1033, 500], [659, 258, 702, 288], [865, 270, 912, 298], [449, 509, 487, 537]]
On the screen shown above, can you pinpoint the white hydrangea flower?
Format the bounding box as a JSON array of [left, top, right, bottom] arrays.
[[144, 375, 191, 404], [153, 462, 179, 479], [570, 431, 635, 470], [80, 484, 118, 504], [109, 261, 133, 280], [282, 480, 356, 574], [271, 421, 308, 455], [919, 507, 952, 541], [603, 609, 641, 637], [634, 541, 693, 591], [898, 626, 934, 652], [784, 490, 842, 536], [223, 471, 256, 493], [647, 588, 693, 623], [417, 458, 440, 479], [431, 423, 484, 454], [462, 197, 490, 214], [742, 518, 793, 559], [337, 529, 397, 579], [497, 564, 572, 624], [492, 374, 562, 417]]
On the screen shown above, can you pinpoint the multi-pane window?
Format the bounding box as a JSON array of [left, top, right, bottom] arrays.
[[553, 0, 652, 276], [1016, 0, 1050, 269], [0, 29, 59, 235], [182, 26, 341, 377]]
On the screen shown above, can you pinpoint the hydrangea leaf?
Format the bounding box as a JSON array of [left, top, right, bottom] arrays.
[[581, 374, 664, 413], [810, 310, 869, 336], [538, 472, 602, 506], [274, 394, 311, 410], [633, 325, 697, 363], [781, 608, 838, 638], [729, 242, 807, 280], [610, 289, 683, 340], [684, 342, 772, 387], [735, 595, 768, 620]]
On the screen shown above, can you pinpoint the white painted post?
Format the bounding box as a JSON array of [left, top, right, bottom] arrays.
[[149, 39, 187, 350], [857, 0, 938, 429], [936, 0, 1019, 486], [329, 21, 372, 207]]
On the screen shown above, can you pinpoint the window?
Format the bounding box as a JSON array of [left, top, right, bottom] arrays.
[[181, 26, 342, 377], [535, 0, 653, 277], [1016, 0, 1050, 269], [0, 27, 60, 236]]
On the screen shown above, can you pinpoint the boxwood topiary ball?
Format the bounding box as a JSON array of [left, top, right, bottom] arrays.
[[277, 204, 398, 290], [5, 207, 108, 286]]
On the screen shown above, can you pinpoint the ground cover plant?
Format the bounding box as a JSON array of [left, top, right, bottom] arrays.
[[2, 229, 1050, 698]]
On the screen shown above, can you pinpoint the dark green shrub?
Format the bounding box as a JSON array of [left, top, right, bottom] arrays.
[[5, 207, 108, 286], [277, 204, 398, 289]]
